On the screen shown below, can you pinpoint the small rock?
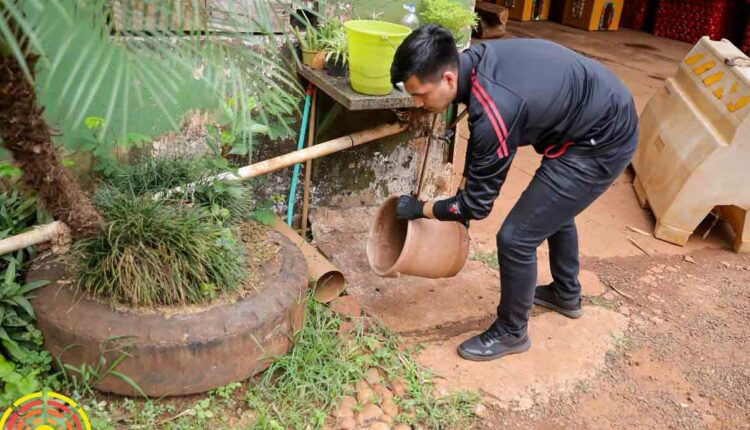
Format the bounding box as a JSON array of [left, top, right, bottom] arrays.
[[736, 265, 744, 271], [653, 308, 662, 315], [650, 266, 664, 274], [721, 261, 732, 268], [338, 321, 355, 338], [335, 404, 354, 418], [683, 255, 695, 263], [602, 291, 615, 300], [330, 295, 362, 319], [619, 306, 631, 316], [360, 404, 384, 421], [356, 380, 370, 393], [356, 414, 366, 426], [366, 368, 381, 385], [382, 399, 399, 417], [473, 403, 488, 418], [393, 425, 411, 430], [338, 417, 357, 430], [339, 396, 358, 409], [390, 379, 407, 397], [380, 415, 394, 425], [357, 388, 375, 405], [374, 385, 394, 402], [651, 316, 664, 324], [657, 264, 666, 270], [368, 422, 390, 430], [666, 266, 678, 273]]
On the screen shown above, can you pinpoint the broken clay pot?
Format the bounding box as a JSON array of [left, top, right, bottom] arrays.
[[366, 196, 469, 278]]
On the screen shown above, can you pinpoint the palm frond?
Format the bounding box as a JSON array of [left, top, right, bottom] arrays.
[[1, 0, 308, 158]]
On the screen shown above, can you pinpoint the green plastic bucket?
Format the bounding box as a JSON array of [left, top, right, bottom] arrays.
[[344, 20, 411, 96]]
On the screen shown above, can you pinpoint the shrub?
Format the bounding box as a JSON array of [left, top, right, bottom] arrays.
[[73, 188, 246, 307]]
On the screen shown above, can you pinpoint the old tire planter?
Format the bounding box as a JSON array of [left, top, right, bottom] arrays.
[[27, 230, 308, 397]]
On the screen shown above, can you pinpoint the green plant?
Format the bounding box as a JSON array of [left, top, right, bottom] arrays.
[[104, 156, 254, 224], [1, 0, 301, 237], [72, 188, 246, 307], [323, 26, 348, 66], [54, 336, 145, 398], [291, 16, 325, 51], [0, 353, 42, 406], [419, 0, 478, 45], [0, 259, 49, 364]]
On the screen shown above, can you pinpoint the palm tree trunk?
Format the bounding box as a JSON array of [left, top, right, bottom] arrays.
[[0, 53, 103, 237]]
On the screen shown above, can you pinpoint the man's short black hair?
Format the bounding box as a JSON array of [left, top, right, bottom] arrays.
[[390, 24, 459, 89]]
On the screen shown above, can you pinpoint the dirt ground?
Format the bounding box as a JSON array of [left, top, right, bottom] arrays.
[[475, 249, 750, 429]]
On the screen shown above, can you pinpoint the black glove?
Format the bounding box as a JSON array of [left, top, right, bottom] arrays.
[[396, 195, 425, 220]]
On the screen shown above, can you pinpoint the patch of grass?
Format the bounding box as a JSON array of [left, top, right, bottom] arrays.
[[73, 188, 245, 307], [470, 251, 499, 271], [244, 297, 480, 429]]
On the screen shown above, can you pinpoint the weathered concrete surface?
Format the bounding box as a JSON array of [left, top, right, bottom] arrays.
[[416, 306, 628, 410]]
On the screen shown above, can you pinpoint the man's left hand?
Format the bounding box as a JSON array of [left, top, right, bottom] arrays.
[[396, 195, 425, 220]]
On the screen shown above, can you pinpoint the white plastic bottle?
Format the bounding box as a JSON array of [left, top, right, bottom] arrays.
[[400, 3, 420, 30]]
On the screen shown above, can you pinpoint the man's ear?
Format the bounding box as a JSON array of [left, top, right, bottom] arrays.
[[443, 70, 458, 89]]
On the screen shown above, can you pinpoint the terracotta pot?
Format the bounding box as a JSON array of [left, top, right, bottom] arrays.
[[366, 196, 470, 278], [311, 51, 327, 69], [301, 48, 318, 66]]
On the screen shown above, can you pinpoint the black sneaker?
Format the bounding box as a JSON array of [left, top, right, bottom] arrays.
[[533, 284, 583, 319], [457, 324, 531, 362]]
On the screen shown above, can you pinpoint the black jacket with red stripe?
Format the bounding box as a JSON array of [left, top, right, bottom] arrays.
[[432, 38, 638, 223]]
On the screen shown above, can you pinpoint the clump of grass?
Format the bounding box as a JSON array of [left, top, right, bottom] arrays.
[[73, 188, 245, 307], [104, 156, 254, 223], [104, 157, 198, 196], [244, 297, 479, 429]]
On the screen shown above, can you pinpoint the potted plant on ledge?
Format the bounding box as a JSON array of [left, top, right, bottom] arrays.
[[292, 19, 326, 69], [323, 26, 348, 77]]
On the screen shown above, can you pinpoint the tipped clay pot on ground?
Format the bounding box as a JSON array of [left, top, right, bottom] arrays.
[[367, 196, 470, 278]]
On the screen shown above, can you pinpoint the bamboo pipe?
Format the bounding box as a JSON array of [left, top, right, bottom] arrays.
[[0, 221, 65, 256], [0, 122, 408, 256], [273, 216, 345, 303], [217, 121, 407, 181]]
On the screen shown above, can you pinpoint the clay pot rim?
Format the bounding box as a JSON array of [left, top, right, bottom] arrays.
[[369, 195, 423, 277]]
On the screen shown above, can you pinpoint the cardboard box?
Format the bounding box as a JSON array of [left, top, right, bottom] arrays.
[[562, 0, 623, 31], [498, 0, 551, 22]]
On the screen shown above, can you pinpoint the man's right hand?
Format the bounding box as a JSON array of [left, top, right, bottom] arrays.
[[396, 195, 425, 220]]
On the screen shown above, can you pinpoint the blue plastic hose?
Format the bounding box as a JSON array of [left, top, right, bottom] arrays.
[[286, 83, 315, 226]]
